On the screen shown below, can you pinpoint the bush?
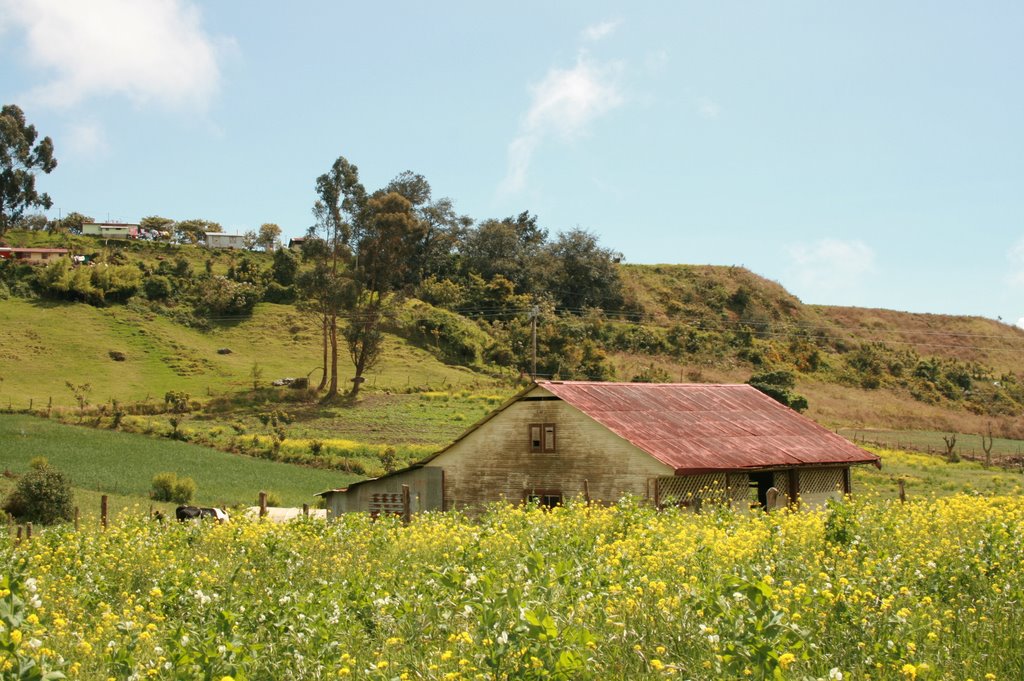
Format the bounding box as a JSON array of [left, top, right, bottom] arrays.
[[263, 282, 296, 304], [143, 275, 173, 301], [2, 462, 75, 524], [151, 472, 196, 504]]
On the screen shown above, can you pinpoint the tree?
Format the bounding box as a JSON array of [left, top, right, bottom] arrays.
[[257, 223, 282, 251], [272, 246, 299, 286], [305, 156, 367, 398], [460, 211, 549, 295], [546, 228, 624, 310], [342, 190, 424, 397], [53, 211, 93, 234], [2, 459, 74, 524], [0, 104, 57, 237], [140, 215, 175, 236], [175, 218, 221, 244], [747, 370, 808, 412]]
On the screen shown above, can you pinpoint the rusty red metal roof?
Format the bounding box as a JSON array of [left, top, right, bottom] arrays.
[[0, 247, 69, 254], [537, 381, 879, 474]]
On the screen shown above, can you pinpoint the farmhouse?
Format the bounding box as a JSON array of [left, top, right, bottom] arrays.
[[81, 222, 139, 239], [205, 232, 247, 249], [319, 381, 880, 516], [0, 246, 70, 265]]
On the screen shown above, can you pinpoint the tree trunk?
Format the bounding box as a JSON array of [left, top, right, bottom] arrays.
[[327, 313, 339, 397], [316, 314, 328, 392]]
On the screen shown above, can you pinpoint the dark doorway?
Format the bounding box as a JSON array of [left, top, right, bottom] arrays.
[[749, 471, 774, 510]]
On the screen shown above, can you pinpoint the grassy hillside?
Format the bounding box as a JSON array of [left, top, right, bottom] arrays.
[[3, 231, 1023, 465], [0, 413, 353, 507], [0, 298, 491, 409]]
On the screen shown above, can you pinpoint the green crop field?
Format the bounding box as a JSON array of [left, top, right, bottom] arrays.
[[0, 414, 354, 508]]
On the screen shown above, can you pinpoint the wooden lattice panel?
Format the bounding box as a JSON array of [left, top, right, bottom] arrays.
[[657, 474, 728, 506], [772, 472, 790, 498], [726, 473, 751, 503], [799, 468, 844, 495]]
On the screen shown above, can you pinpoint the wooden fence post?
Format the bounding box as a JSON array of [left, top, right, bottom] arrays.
[[259, 492, 268, 519], [898, 479, 906, 504], [74, 506, 80, 531], [583, 479, 591, 506], [25, 522, 32, 540], [653, 478, 662, 511], [16, 526, 23, 543], [401, 485, 411, 526], [101, 495, 108, 529], [302, 503, 309, 517]]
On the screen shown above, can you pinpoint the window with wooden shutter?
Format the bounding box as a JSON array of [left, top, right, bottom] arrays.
[[528, 423, 556, 453], [544, 424, 555, 452], [529, 424, 543, 452]]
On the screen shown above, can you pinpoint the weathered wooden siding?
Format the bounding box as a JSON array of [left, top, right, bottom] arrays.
[[323, 467, 443, 516], [426, 386, 673, 509]]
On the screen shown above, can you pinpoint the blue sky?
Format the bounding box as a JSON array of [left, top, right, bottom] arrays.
[[2, 1, 1023, 327]]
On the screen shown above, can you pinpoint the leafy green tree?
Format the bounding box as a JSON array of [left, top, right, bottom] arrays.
[[52, 211, 93, 234], [272, 246, 299, 286], [257, 223, 282, 251], [140, 215, 175, 235], [175, 218, 221, 244], [2, 460, 74, 525], [460, 211, 549, 295], [340, 190, 425, 396], [384, 172, 470, 284], [546, 228, 623, 310], [747, 370, 808, 412], [0, 104, 57, 237], [307, 155, 366, 398]]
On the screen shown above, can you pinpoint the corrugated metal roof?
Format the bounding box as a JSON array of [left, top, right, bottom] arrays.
[[537, 381, 879, 474]]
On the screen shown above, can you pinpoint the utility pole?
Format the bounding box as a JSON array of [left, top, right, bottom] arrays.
[[530, 305, 539, 380]]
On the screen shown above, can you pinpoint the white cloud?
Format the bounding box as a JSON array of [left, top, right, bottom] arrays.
[[582, 20, 620, 42], [1007, 236, 1024, 287], [697, 96, 721, 120], [502, 52, 624, 193], [785, 239, 875, 301], [64, 121, 108, 156], [1017, 317, 1024, 330], [0, 0, 228, 109]]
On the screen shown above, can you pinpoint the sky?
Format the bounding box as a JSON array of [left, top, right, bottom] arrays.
[[1, 1, 1023, 328]]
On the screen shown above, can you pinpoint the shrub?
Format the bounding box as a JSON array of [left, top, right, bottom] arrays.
[[2, 462, 74, 524], [143, 275, 173, 301], [151, 472, 196, 504], [262, 282, 296, 304]]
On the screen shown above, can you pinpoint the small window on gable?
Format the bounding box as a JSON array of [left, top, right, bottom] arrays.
[[529, 423, 556, 453]]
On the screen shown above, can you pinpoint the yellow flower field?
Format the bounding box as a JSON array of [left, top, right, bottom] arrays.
[[2, 494, 1023, 679]]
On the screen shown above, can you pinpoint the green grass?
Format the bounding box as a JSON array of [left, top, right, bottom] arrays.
[[0, 476, 177, 524], [841, 428, 1024, 462], [0, 298, 493, 408], [853, 446, 1024, 499], [0, 414, 355, 507]]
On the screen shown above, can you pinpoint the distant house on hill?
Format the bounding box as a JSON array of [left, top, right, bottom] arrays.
[[318, 380, 880, 516], [205, 232, 247, 249], [287, 237, 306, 250], [0, 246, 70, 265], [81, 222, 139, 239]]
